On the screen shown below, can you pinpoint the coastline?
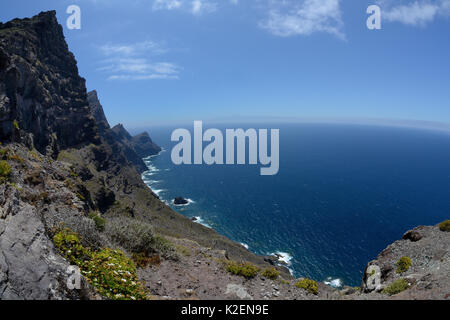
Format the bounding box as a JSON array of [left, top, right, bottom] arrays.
[[141, 150, 307, 281]]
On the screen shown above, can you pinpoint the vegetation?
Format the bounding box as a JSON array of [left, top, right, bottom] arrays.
[[89, 212, 106, 232], [0, 148, 8, 158], [12, 120, 19, 130], [53, 229, 149, 300], [261, 267, 280, 280], [438, 220, 450, 232], [105, 217, 155, 255], [225, 261, 260, 279], [396, 256, 412, 274], [295, 278, 319, 295], [0, 160, 12, 183], [175, 244, 192, 257], [105, 217, 178, 260], [382, 279, 409, 296]]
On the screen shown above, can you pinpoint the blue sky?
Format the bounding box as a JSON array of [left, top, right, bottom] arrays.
[[1, 0, 450, 128]]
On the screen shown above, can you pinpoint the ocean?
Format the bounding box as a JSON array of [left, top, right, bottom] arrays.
[[137, 123, 450, 286]]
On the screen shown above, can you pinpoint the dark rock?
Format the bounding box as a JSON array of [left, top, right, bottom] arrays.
[[174, 197, 189, 205], [402, 230, 423, 242], [87, 90, 110, 135], [0, 11, 99, 155], [131, 132, 161, 158]]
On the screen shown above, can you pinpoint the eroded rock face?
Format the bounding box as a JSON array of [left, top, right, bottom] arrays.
[[0, 11, 98, 155], [361, 225, 450, 299], [0, 144, 97, 300], [112, 124, 161, 158]]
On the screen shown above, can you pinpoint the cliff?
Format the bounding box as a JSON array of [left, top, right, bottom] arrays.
[[0, 11, 448, 300], [111, 124, 162, 159], [0, 11, 283, 300], [0, 11, 98, 156]]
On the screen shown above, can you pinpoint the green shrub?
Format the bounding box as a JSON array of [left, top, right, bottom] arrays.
[[153, 235, 179, 261], [12, 120, 19, 130], [53, 229, 149, 300], [226, 261, 260, 279], [438, 220, 450, 232], [105, 217, 155, 255], [0, 148, 8, 159], [295, 278, 319, 295], [261, 267, 280, 280], [382, 279, 409, 296], [0, 160, 11, 182], [83, 248, 148, 300], [89, 212, 106, 232], [396, 256, 412, 274], [175, 245, 192, 257], [53, 229, 87, 265]]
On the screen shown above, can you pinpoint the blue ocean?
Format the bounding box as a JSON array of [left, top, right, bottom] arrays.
[[137, 123, 450, 286]]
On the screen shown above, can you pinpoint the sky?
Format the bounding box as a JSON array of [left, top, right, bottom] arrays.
[[1, 0, 450, 128]]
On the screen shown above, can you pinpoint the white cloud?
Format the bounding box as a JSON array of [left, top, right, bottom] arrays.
[[381, 0, 450, 26], [152, 0, 217, 15], [153, 0, 182, 11], [260, 0, 345, 39], [97, 41, 180, 81], [191, 0, 217, 15]]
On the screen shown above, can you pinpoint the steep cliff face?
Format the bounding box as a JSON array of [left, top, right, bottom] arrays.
[[87, 90, 110, 135], [86, 91, 148, 174], [111, 124, 161, 158], [0, 11, 98, 155], [0, 12, 285, 300]]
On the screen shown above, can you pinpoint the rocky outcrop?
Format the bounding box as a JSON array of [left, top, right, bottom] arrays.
[[87, 91, 148, 174], [360, 224, 449, 299], [131, 132, 161, 158], [87, 90, 109, 135], [174, 197, 189, 205], [112, 124, 161, 158], [0, 11, 98, 155]]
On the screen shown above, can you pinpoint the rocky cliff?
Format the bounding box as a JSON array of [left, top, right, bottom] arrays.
[[0, 11, 98, 156], [0, 11, 285, 300], [0, 11, 448, 301]]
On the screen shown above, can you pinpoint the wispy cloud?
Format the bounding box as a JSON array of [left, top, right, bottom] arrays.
[[97, 41, 180, 81], [380, 0, 450, 26], [260, 0, 345, 39], [152, 0, 217, 15]]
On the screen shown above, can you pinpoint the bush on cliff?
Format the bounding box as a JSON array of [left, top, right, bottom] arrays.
[[0, 160, 11, 183], [53, 229, 149, 300], [105, 216, 155, 255], [396, 256, 412, 274], [261, 267, 280, 280], [89, 211, 106, 232], [382, 279, 409, 296], [439, 220, 450, 232], [295, 278, 319, 295], [226, 261, 260, 279]]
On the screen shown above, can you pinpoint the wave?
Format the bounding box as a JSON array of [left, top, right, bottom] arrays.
[[152, 189, 167, 197], [192, 216, 212, 229], [269, 251, 295, 276], [324, 277, 343, 288], [240, 242, 249, 249], [142, 148, 166, 161]]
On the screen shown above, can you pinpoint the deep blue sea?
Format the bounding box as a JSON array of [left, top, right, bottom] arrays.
[[135, 123, 450, 286]]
